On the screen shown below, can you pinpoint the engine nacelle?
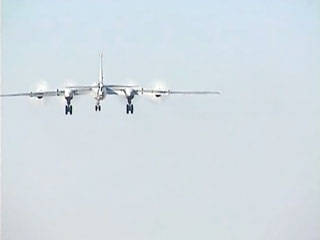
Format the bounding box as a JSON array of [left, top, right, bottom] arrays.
[[125, 88, 134, 97], [154, 90, 168, 98], [64, 89, 74, 98]]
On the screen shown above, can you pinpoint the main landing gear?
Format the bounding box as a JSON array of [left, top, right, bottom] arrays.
[[126, 96, 134, 114], [65, 97, 73, 115], [65, 105, 73, 115], [126, 104, 133, 114]]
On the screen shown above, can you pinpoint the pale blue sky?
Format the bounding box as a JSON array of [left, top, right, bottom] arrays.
[[2, 0, 320, 239]]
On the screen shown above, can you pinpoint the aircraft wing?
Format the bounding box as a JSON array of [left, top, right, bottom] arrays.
[[103, 85, 139, 95], [66, 85, 97, 90], [0, 87, 94, 99], [104, 86, 221, 97], [138, 89, 221, 96], [0, 90, 65, 98]]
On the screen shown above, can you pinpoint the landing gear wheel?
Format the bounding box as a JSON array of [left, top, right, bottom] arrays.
[[98, 105, 101, 111], [126, 104, 134, 114], [95, 105, 98, 111], [65, 105, 72, 115]]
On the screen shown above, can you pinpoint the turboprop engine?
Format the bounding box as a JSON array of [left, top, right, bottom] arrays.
[[64, 88, 74, 99], [154, 89, 169, 98], [124, 88, 135, 98], [152, 82, 169, 98]]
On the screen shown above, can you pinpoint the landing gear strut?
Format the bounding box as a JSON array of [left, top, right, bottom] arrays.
[[126, 97, 134, 114], [65, 97, 73, 115]]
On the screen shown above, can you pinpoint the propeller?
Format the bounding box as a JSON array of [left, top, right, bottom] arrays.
[[29, 80, 49, 105], [146, 81, 170, 103]]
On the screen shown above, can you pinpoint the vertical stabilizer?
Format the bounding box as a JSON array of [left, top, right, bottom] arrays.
[[99, 52, 104, 85]]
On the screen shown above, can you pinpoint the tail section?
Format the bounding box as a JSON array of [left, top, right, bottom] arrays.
[[99, 52, 104, 86]]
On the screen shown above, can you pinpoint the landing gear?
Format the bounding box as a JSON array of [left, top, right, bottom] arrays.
[[65, 96, 73, 115], [126, 96, 134, 114], [126, 104, 133, 114], [95, 104, 101, 111], [65, 104, 73, 115]]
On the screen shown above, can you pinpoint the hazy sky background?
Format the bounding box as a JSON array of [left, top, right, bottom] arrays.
[[2, 0, 320, 239]]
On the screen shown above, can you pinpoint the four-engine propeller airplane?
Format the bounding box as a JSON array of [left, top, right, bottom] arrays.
[[0, 53, 221, 115]]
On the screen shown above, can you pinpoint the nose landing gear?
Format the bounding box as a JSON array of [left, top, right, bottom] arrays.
[[95, 99, 102, 112], [95, 104, 101, 111]]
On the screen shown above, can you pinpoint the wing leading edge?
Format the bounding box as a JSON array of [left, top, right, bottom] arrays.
[[137, 89, 221, 95], [0, 87, 95, 99], [0, 89, 64, 98]]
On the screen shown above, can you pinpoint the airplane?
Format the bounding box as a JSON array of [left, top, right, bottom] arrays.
[[0, 53, 221, 115]]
